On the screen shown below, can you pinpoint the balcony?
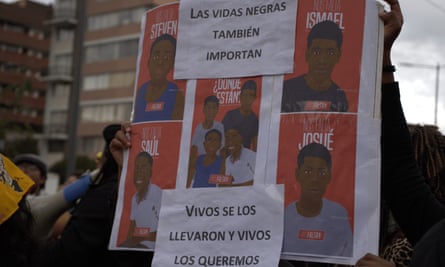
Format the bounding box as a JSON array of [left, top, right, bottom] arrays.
[[41, 64, 73, 83], [0, 91, 45, 110], [0, 50, 49, 70], [0, 28, 50, 52], [0, 72, 48, 91], [44, 122, 68, 136], [45, 6, 77, 28]]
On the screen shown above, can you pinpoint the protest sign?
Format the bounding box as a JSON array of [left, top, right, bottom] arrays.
[[266, 0, 383, 264], [174, 0, 297, 79], [151, 185, 284, 267], [110, 0, 384, 265]]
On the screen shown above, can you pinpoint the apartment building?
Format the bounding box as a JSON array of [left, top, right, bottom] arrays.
[[0, 0, 51, 151], [42, 0, 175, 167]]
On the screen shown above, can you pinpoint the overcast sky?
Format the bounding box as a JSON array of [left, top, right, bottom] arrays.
[[391, 1, 445, 133], [2, 0, 445, 131]]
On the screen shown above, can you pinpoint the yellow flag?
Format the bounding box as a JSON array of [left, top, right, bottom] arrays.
[[0, 153, 34, 225]]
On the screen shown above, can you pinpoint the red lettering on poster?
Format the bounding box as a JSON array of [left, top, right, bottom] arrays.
[[298, 229, 325, 240], [146, 102, 165, 111], [208, 174, 233, 185], [133, 227, 151, 237], [304, 101, 331, 111]]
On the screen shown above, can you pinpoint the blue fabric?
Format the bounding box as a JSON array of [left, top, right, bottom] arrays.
[[133, 81, 179, 122], [63, 174, 92, 203], [192, 155, 222, 188]]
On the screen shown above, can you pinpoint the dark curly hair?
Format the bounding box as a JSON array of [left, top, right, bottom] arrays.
[[0, 199, 38, 267]]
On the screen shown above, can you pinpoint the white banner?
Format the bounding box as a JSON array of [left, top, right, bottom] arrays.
[[152, 185, 284, 267], [174, 0, 297, 79]]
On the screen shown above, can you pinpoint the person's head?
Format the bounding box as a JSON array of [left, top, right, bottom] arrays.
[[203, 129, 222, 155], [225, 128, 243, 157], [148, 33, 176, 83], [99, 123, 121, 179], [133, 151, 153, 192], [305, 20, 342, 81], [203, 95, 219, 122], [239, 80, 257, 111], [296, 143, 332, 200], [13, 154, 47, 196]]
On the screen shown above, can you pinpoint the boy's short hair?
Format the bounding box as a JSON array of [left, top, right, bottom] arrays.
[[297, 142, 332, 170], [241, 80, 257, 95], [205, 129, 223, 142], [204, 95, 219, 107], [150, 33, 177, 56], [307, 20, 343, 49], [136, 151, 153, 167]]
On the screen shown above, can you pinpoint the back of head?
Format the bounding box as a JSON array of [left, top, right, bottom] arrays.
[[99, 124, 122, 181], [408, 124, 445, 203]]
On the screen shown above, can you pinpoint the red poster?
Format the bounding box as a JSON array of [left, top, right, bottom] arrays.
[[282, 0, 365, 113], [132, 2, 186, 123], [278, 113, 356, 257], [115, 122, 182, 248], [187, 77, 262, 188]]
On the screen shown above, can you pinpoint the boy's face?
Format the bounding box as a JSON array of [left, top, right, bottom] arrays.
[[225, 129, 243, 156], [305, 38, 341, 81], [240, 88, 256, 110], [133, 156, 152, 191], [148, 40, 175, 82], [203, 132, 222, 154], [296, 156, 331, 200], [203, 101, 218, 121]]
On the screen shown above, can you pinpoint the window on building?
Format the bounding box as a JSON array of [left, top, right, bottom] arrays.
[[87, 7, 147, 31], [3, 22, 25, 33], [83, 73, 108, 91], [81, 136, 104, 158], [51, 84, 70, 97], [55, 54, 72, 67], [53, 54, 72, 75], [81, 102, 132, 122], [85, 39, 138, 63], [110, 71, 135, 88], [51, 110, 68, 124], [57, 29, 74, 41], [119, 39, 138, 58], [31, 90, 40, 98], [83, 71, 134, 91], [2, 43, 22, 53]]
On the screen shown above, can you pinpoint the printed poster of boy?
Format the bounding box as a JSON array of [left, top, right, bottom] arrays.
[[186, 77, 262, 188], [277, 113, 356, 258], [110, 122, 182, 251], [281, 0, 365, 113], [132, 2, 186, 123]]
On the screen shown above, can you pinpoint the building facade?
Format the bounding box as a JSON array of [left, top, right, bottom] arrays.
[[0, 0, 51, 152], [42, 0, 174, 168]]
